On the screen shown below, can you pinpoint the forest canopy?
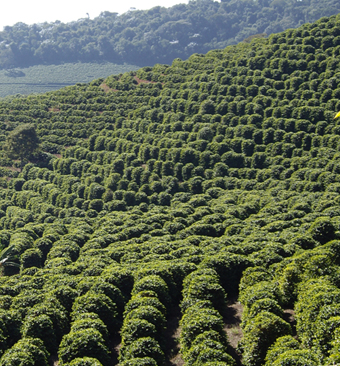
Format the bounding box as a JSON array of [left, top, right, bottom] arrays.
[[0, 0, 339, 68]]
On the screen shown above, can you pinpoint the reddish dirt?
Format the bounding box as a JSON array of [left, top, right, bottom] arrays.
[[133, 76, 157, 85], [100, 83, 118, 93], [284, 309, 295, 321], [283, 309, 297, 335], [6, 167, 20, 172], [170, 353, 184, 366], [224, 301, 243, 348]]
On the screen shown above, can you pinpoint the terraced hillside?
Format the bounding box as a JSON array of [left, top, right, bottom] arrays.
[[0, 13, 338, 366]]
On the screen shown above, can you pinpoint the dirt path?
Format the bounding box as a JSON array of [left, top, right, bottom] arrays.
[[164, 310, 184, 366], [223, 299, 244, 366], [283, 308, 296, 335]]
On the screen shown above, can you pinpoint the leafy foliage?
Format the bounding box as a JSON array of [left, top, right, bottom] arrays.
[[0, 11, 338, 366], [0, 0, 338, 69]]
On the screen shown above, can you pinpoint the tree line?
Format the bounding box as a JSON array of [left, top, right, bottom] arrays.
[[0, 0, 339, 69]]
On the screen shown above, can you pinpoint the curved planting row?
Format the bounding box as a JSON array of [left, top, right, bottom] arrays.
[[179, 268, 235, 365]]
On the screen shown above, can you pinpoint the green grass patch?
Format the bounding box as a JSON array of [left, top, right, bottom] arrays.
[[0, 62, 139, 98]]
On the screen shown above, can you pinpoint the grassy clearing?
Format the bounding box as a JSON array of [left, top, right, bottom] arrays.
[[0, 62, 139, 98]]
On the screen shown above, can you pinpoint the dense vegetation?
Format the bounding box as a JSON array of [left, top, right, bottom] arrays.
[[0, 11, 339, 366], [0, 0, 339, 69]]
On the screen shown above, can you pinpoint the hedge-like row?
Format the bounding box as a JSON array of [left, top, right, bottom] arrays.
[[58, 312, 110, 366], [238, 267, 292, 366], [119, 275, 169, 366], [179, 268, 235, 365]]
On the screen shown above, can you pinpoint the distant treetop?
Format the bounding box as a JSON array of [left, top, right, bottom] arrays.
[[0, 0, 339, 68]]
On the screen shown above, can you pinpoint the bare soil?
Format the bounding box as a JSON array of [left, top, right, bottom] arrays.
[[164, 310, 184, 366], [109, 332, 122, 365], [223, 298, 244, 366], [51, 355, 59, 366], [283, 308, 296, 335], [100, 82, 118, 93], [134, 76, 157, 85]]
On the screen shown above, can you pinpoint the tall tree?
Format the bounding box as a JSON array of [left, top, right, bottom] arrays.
[[4, 123, 40, 170]]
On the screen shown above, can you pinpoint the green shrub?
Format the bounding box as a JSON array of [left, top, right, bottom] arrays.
[[67, 358, 103, 366], [269, 350, 319, 366], [33, 237, 53, 260], [180, 306, 225, 353], [0, 309, 21, 343], [120, 319, 157, 346], [0, 328, 7, 358], [239, 267, 270, 293], [295, 279, 340, 349], [265, 335, 300, 364], [239, 311, 292, 366], [0, 337, 49, 366], [123, 306, 166, 335], [118, 357, 157, 366], [308, 217, 336, 244], [91, 281, 125, 315], [58, 329, 110, 366], [242, 298, 283, 327], [47, 241, 80, 262], [184, 330, 233, 365], [70, 317, 108, 341], [200, 254, 251, 295], [11, 292, 44, 316], [239, 281, 278, 308], [101, 267, 133, 300], [20, 248, 43, 269], [182, 273, 226, 313], [25, 300, 68, 343], [124, 291, 166, 317], [71, 293, 118, 328], [49, 285, 78, 313], [131, 275, 170, 306], [0, 295, 12, 310], [187, 345, 235, 365], [119, 337, 164, 365], [21, 314, 57, 353]]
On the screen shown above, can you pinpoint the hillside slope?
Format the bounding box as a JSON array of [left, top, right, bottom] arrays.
[[0, 12, 338, 366]]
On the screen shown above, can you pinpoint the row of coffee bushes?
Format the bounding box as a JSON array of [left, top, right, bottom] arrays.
[[179, 268, 235, 365], [0, 180, 338, 277], [238, 266, 292, 366], [238, 236, 340, 365], [0, 215, 133, 365], [273, 240, 340, 364], [58, 312, 111, 366], [118, 260, 196, 365], [118, 276, 168, 365]]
